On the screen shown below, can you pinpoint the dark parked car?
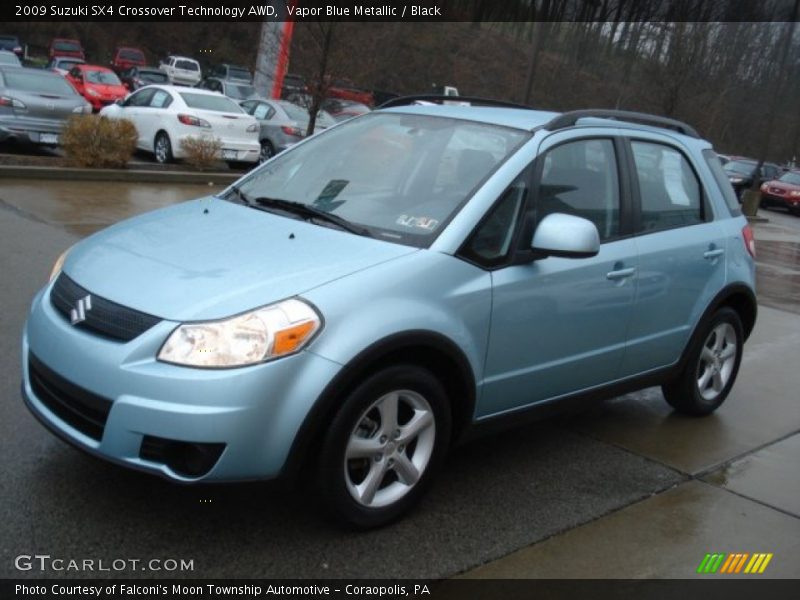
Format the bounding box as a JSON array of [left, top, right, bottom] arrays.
[[0, 66, 91, 146], [197, 77, 258, 101], [321, 98, 371, 122], [119, 66, 169, 91], [49, 38, 85, 60], [111, 47, 146, 73], [760, 170, 800, 216], [723, 158, 781, 198], [0, 35, 23, 57], [280, 73, 306, 98], [207, 63, 252, 83]]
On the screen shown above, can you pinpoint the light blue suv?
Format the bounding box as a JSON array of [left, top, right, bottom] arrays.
[[22, 100, 757, 527]]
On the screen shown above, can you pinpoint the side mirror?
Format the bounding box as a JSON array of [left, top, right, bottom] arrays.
[[531, 213, 600, 258]]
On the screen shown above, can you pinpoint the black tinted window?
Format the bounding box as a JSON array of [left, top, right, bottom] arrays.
[[538, 139, 620, 242], [124, 88, 155, 107], [632, 141, 703, 232]]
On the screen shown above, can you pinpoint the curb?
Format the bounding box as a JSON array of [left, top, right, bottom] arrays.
[[0, 165, 241, 185], [747, 215, 770, 224]]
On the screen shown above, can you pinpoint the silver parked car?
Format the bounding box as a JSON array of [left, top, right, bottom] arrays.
[[0, 67, 91, 146], [0, 50, 21, 67], [240, 97, 336, 162], [46, 56, 85, 76], [197, 77, 258, 101]]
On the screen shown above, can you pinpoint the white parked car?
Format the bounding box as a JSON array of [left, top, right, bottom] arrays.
[[100, 85, 260, 167], [158, 55, 201, 87]]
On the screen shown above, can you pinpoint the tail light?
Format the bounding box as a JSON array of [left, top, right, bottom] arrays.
[[0, 96, 25, 109], [281, 125, 304, 137], [177, 114, 210, 128], [742, 224, 756, 259]]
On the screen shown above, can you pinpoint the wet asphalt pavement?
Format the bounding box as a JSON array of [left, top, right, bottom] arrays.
[[0, 179, 798, 579]]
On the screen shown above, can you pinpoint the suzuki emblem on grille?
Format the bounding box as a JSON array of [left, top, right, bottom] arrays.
[[70, 295, 92, 324]]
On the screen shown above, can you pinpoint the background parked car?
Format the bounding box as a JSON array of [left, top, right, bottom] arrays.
[[159, 55, 201, 86], [0, 51, 21, 68], [327, 77, 374, 106], [111, 47, 146, 73], [0, 66, 91, 146], [66, 64, 128, 112], [760, 170, 800, 215], [47, 57, 85, 76], [208, 63, 252, 83], [240, 97, 335, 162], [197, 77, 258, 101], [280, 73, 306, 99], [119, 66, 169, 91], [723, 158, 782, 198], [321, 98, 371, 122], [100, 84, 259, 167], [49, 38, 85, 60], [0, 35, 23, 58]]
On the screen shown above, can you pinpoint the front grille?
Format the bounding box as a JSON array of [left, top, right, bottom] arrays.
[[28, 352, 112, 441], [50, 273, 161, 342]]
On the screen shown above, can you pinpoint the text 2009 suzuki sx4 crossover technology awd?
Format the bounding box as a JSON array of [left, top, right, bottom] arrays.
[[22, 100, 756, 528]]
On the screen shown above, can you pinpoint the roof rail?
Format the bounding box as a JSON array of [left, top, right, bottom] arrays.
[[542, 109, 700, 138], [378, 95, 532, 110]]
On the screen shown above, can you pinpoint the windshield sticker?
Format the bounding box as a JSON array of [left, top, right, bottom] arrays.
[[396, 215, 440, 231], [313, 179, 349, 212]]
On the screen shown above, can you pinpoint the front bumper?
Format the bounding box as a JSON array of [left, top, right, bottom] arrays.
[[761, 192, 800, 210], [22, 282, 341, 482]]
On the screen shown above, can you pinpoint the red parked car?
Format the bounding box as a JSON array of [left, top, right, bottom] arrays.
[[760, 170, 800, 216], [65, 64, 128, 112], [49, 38, 85, 60], [326, 78, 374, 106], [111, 47, 146, 72]]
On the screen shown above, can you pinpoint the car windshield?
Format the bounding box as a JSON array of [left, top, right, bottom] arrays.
[[139, 70, 168, 83], [232, 112, 529, 247], [2, 70, 77, 95], [54, 41, 81, 52], [119, 49, 144, 61], [85, 70, 121, 85], [176, 60, 199, 71], [226, 83, 256, 100], [724, 160, 757, 175], [778, 171, 800, 186], [179, 92, 243, 113]]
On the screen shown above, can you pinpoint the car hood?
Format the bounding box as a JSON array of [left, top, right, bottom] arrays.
[[87, 83, 127, 96], [765, 180, 800, 192], [64, 198, 417, 322]]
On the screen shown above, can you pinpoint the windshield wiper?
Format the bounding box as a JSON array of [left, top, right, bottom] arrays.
[[226, 184, 252, 206], [254, 197, 371, 237]]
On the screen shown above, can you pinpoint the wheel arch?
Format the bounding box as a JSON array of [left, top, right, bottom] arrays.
[[279, 330, 477, 483], [679, 283, 757, 370]]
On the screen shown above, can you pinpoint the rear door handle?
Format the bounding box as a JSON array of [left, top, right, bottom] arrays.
[[606, 267, 636, 280], [704, 249, 724, 259]]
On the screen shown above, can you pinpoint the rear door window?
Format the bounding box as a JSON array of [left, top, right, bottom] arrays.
[[631, 141, 704, 233]]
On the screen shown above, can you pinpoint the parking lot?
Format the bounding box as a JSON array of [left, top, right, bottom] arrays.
[[0, 178, 798, 579]]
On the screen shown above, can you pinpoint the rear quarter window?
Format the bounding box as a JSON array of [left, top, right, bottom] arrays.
[[703, 149, 742, 217]]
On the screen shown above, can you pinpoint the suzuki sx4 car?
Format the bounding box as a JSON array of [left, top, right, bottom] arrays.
[[22, 102, 756, 528]]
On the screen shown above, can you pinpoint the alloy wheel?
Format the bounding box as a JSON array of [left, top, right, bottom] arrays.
[[696, 322, 738, 401]]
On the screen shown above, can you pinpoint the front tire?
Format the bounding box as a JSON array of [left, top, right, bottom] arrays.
[[317, 365, 451, 529], [154, 131, 173, 164], [662, 307, 743, 415]]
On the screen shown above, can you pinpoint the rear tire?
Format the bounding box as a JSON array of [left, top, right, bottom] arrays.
[[662, 307, 743, 416], [317, 365, 451, 529], [226, 161, 254, 171], [259, 140, 275, 163], [154, 132, 173, 164]]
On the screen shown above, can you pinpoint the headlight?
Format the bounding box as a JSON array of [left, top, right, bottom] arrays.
[[86, 88, 100, 97], [789, 190, 800, 197], [49, 247, 71, 282], [158, 298, 322, 368]]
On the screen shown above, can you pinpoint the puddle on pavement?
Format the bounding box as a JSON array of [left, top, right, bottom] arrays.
[[0, 178, 216, 236]]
